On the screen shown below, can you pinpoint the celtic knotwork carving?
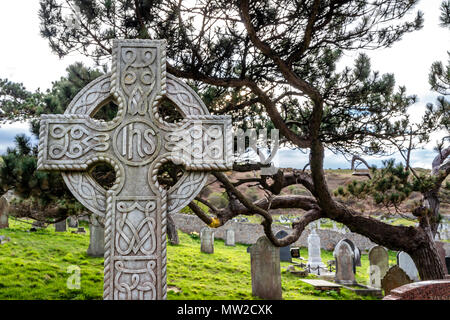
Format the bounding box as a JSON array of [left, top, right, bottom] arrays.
[[115, 200, 157, 255], [48, 124, 109, 159], [38, 39, 233, 301], [114, 260, 157, 300]]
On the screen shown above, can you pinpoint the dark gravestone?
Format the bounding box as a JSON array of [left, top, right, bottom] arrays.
[[275, 230, 292, 263], [249, 236, 282, 300], [54, 219, 67, 232], [381, 265, 412, 296], [290, 247, 300, 259], [246, 246, 251, 253]]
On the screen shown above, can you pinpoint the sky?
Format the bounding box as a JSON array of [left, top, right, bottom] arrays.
[[0, 0, 449, 168]]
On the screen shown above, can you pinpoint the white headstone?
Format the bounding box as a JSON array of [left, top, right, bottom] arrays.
[[397, 251, 420, 282], [307, 229, 325, 274]]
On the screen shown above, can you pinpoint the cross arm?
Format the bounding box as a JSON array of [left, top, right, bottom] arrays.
[[37, 114, 114, 171]]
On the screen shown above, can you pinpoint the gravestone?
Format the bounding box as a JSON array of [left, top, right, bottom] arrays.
[[249, 236, 282, 300], [342, 238, 359, 272], [54, 219, 67, 232], [397, 252, 420, 282], [381, 265, 412, 296], [275, 230, 292, 262], [435, 241, 448, 275], [368, 246, 389, 288], [87, 215, 105, 257], [37, 39, 233, 300], [354, 247, 361, 267], [225, 229, 235, 246], [0, 196, 9, 229], [200, 227, 214, 254], [290, 247, 300, 259], [307, 229, 325, 273], [333, 240, 356, 285], [68, 217, 78, 228]]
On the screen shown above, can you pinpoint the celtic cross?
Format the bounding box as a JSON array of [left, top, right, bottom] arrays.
[[37, 39, 233, 300]]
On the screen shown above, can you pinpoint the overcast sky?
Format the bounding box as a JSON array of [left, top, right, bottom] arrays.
[[0, 0, 449, 169]]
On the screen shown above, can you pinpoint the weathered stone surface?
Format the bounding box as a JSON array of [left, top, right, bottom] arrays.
[[200, 227, 214, 254], [307, 229, 325, 274], [36, 39, 233, 300], [67, 217, 78, 228], [225, 229, 235, 246], [383, 280, 450, 300], [249, 236, 282, 300], [333, 240, 356, 285], [275, 230, 292, 262], [0, 196, 9, 229], [397, 251, 420, 282], [54, 219, 67, 232], [381, 265, 413, 296], [342, 238, 359, 273], [87, 216, 105, 257], [368, 246, 389, 288]]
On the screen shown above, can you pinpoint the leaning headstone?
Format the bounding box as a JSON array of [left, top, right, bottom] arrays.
[[368, 246, 389, 288], [307, 229, 325, 274], [435, 241, 448, 275], [87, 216, 105, 257], [67, 217, 78, 228], [381, 265, 412, 296], [54, 219, 67, 232], [225, 229, 235, 246], [200, 227, 214, 254], [249, 236, 282, 300], [333, 240, 356, 285], [36, 39, 233, 300], [0, 196, 9, 229], [275, 230, 292, 262], [397, 252, 420, 282]]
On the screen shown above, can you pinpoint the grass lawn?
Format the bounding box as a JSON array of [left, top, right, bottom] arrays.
[[0, 218, 384, 300]]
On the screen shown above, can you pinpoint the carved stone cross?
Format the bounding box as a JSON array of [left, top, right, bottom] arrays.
[[37, 39, 233, 300]]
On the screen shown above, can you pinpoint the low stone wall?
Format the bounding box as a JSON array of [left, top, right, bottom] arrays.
[[172, 213, 378, 251], [383, 280, 450, 300]]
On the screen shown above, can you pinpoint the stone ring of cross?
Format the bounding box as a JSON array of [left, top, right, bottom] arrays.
[[37, 39, 233, 300]]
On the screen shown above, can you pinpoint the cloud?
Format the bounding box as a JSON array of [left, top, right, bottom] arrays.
[[0, 121, 36, 154]]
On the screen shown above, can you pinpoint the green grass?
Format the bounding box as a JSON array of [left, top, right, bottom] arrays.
[[0, 218, 381, 300]]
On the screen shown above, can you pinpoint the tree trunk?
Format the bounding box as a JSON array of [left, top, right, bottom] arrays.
[[409, 240, 445, 280], [167, 213, 179, 245]]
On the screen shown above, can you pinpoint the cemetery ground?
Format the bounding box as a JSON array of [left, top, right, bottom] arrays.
[[0, 218, 386, 300]]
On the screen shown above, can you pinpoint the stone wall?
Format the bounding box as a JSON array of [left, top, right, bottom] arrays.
[[172, 213, 379, 251]]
